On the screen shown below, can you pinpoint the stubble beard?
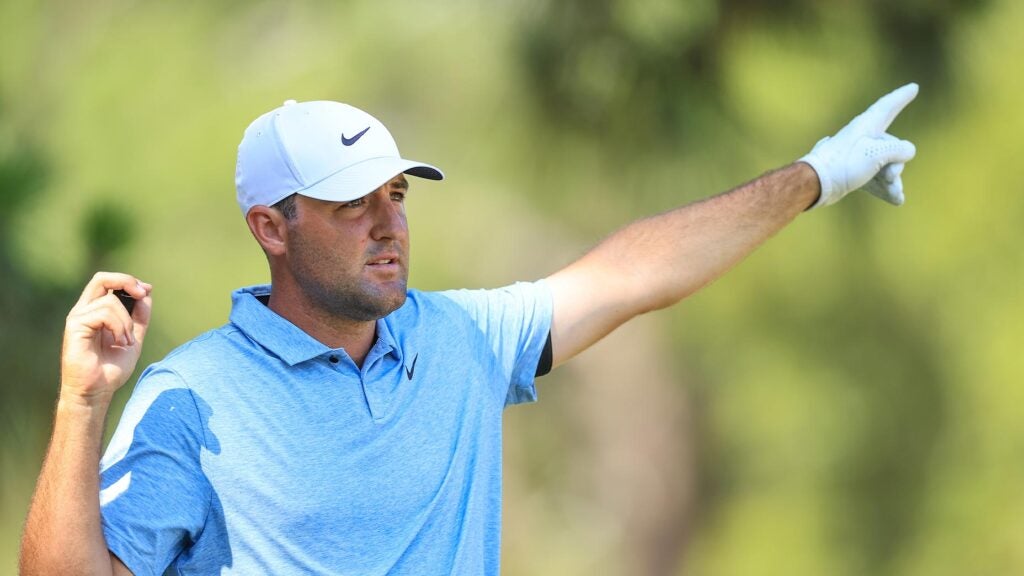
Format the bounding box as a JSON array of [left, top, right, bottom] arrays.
[[303, 272, 407, 322], [289, 232, 409, 323]]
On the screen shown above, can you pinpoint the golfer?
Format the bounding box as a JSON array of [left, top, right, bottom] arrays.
[[21, 84, 918, 575]]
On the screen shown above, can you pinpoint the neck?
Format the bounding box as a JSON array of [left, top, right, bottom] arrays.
[[267, 283, 377, 367]]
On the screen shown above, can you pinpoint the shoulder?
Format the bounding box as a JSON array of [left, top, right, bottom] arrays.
[[159, 324, 242, 365], [384, 289, 478, 337], [390, 286, 549, 328], [420, 281, 553, 327], [400, 288, 475, 317], [388, 282, 552, 344], [411, 281, 550, 312], [136, 323, 252, 392]]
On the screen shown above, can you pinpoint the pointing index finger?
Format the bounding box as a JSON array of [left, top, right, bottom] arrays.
[[863, 83, 919, 132]]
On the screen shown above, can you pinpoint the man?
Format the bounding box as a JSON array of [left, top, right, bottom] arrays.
[[21, 84, 919, 575]]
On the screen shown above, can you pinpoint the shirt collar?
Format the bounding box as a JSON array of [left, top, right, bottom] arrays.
[[229, 285, 399, 366]]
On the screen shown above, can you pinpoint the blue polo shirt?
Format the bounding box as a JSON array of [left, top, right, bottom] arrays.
[[98, 281, 552, 575]]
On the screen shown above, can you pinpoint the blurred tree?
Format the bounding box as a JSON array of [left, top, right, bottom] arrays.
[[82, 200, 136, 273], [0, 104, 150, 471], [0, 106, 70, 415], [512, 1, 982, 574], [1, 1, 1016, 574], [519, 0, 988, 149], [728, 232, 951, 573]]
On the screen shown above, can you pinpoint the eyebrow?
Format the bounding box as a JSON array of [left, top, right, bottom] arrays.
[[391, 178, 409, 190]]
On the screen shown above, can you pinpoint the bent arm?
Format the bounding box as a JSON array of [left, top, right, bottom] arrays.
[[20, 272, 150, 576], [546, 162, 818, 366]]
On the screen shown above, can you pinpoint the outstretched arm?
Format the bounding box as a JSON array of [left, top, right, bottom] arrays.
[[547, 163, 817, 365], [20, 272, 151, 576], [546, 83, 919, 367]]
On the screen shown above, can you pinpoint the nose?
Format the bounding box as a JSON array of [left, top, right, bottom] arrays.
[[368, 187, 408, 242]]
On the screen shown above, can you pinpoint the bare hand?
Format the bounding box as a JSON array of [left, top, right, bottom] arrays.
[[61, 272, 153, 406]]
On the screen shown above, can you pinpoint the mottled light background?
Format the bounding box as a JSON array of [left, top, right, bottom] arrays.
[[2, 1, 1022, 574]]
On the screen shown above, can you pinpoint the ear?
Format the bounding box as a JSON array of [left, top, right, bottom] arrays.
[[246, 206, 289, 256]]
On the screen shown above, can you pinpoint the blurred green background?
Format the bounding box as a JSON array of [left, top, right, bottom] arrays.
[[2, 0, 1022, 574]]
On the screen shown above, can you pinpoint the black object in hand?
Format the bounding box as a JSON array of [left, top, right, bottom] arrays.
[[113, 289, 136, 315]]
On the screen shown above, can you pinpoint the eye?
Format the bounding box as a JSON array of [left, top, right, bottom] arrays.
[[390, 191, 407, 203], [341, 198, 366, 209]]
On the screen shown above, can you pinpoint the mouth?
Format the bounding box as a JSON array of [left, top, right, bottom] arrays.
[[365, 253, 402, 273]]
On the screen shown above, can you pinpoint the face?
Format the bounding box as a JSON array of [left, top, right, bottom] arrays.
[[284, 174, 411, 322]]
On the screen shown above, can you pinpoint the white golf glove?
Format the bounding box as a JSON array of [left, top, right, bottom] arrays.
[[801, 83, 919, 209]]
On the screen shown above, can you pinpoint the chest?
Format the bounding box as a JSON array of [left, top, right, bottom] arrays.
[[197, 352, 505, 540]]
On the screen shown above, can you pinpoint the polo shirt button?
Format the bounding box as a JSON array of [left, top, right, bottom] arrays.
[[328, 355, 339, 364]]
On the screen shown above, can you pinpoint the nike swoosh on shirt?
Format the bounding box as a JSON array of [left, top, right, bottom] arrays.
[[341, 126, 370, 146], [404, 354, 418, 380]]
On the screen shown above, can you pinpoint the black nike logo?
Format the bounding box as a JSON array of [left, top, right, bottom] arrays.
[[404, 353, 418, 380], [341, 126, 370, 146]]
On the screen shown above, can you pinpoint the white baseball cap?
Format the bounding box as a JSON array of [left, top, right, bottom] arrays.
[[235, 99, 444, 216]]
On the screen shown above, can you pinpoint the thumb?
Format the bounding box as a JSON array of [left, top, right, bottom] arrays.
[[881, 162, 905, 184], [864, 171, 905, 206], [133, 297, 152, 342]]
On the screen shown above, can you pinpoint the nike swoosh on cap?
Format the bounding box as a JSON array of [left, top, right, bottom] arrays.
[[341, 126, 370, 146]]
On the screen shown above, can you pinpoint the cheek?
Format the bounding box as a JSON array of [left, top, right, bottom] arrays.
[[291, 225, 357, 270], [291, 215, 377, 272], [312, 236, 362, 269], [339, 227, 370, 256]]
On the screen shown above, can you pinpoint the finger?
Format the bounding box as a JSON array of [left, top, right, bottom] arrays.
[[867, 134, 916, 166], [891, 163, 905, 178], [865, 174, 904, 206], [94, 293, 136, 346], [887, 176, 905, 206], [881, 162, 904, 184], [864, 176, 887, 202], [105, 293, 136, 346], [130, 293, 153, 345], [70, 298, 134, 347], [116, 280, 153, 320], [124, 280, 153, 300], [76, 271, 150, 307], [862, 83, 919, 132]]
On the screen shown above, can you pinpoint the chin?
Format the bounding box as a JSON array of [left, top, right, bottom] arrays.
[[341, 284, 408, 322], [378, 289, 408, 316]]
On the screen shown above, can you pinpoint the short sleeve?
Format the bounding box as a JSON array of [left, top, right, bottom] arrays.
[[99, 367, 213, 576], [438, 280, 553, 407]]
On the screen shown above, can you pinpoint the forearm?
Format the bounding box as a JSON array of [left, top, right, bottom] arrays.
[[547, 162, 818, 364], [624, 162, 816, 309], [20, 393, 116, 576]]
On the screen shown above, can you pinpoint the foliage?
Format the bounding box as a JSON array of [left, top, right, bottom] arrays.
[[1, 0, 1022, 574]]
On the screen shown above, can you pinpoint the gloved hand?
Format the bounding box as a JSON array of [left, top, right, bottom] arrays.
[[800, 83, 919, 209]]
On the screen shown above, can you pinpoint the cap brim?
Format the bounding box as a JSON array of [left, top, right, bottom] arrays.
[[298, 157, 444, 203]]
